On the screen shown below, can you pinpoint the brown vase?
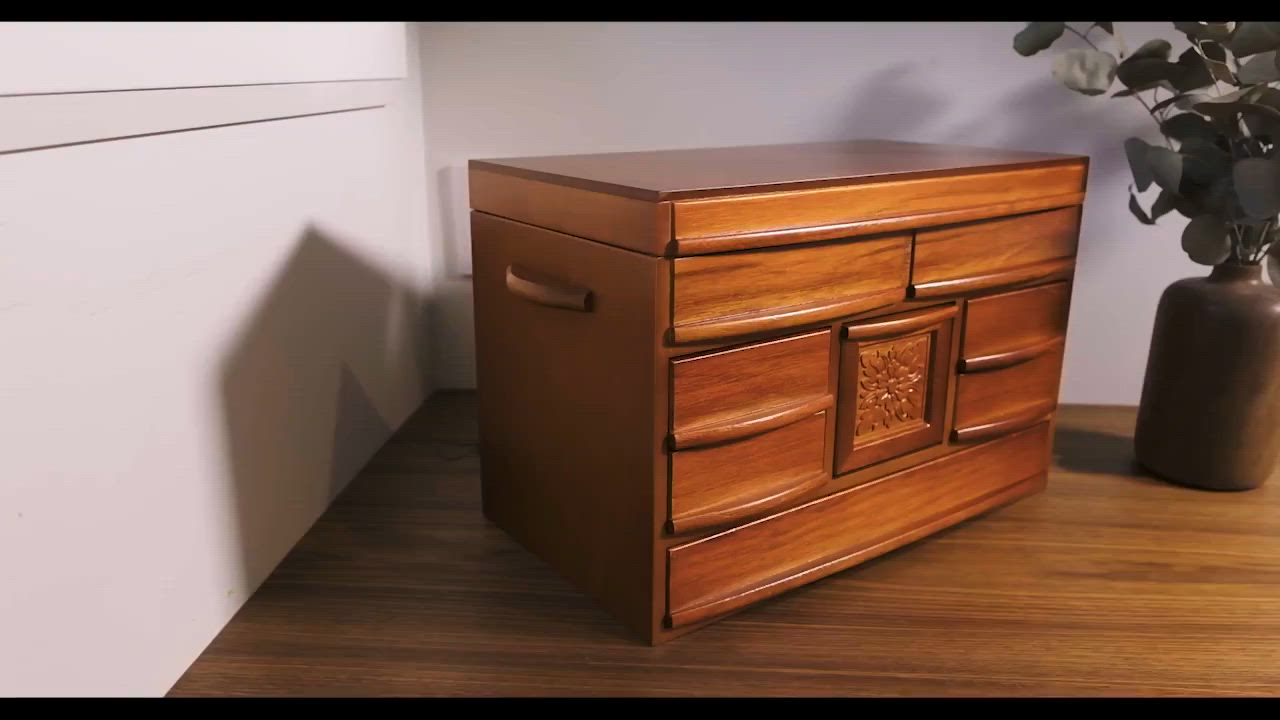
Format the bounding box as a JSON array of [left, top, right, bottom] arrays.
[[1134, 261, 1280, 491]]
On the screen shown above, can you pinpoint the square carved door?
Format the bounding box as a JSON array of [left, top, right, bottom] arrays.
[[835, 303, 957, 475]]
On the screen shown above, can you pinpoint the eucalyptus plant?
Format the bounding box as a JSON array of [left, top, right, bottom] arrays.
[[1014, 21, 1280, 283]]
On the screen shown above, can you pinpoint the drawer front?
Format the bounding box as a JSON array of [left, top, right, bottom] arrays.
[[667, 421, 1052, 627], [672, 329, 831, 439], [835, 304, 956, 475], [952, 347, 1064, 443], [671, 412, 828, 533], [670, 329, 833, 533], [671, 234, 910, 343], [911, 207, 1080, 299], [961, 281, 1071, 372], [672, 162, 1088, 244]]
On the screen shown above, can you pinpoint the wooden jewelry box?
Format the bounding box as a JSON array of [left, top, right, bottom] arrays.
[[468, 140, 1087, 644]]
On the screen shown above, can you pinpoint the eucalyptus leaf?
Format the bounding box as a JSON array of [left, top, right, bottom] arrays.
[[1127, 38, 1172, 63], [1014, 22, 1066, 56], [1162, 113, 1218, 145], [1051, 48, 1119, 95], [1244, 111, 1280, 143], [1172, 190, 1203, 219], [1204, 174, 1246, 220], [1175, 21, 1234, 44], [1227, 21, 1280, 57], [1172, 21, 1203, 38], [1248, 86, 1280, 111], [1233, 157, 1280, 219], [1174, 92, 1213, 111], [1182, 215, 1232, 265], [1201, 41, 1236, 83], [1113, 80, 1178, 97], [1170, 48, 1216, 92], [1239, 102, 1280, 137], [1196, 86, 1256, 104], [1129, 192, 1155, 224], [1201, 40, 1228, 62], [1116, 57, 1179, 89], [1181, 142, 1233, 187], [1151, 92, 1193, 114], [1238, 51, 1280, 84], [1125, 138, 1154, 191], [1147, 146, 1185, 193], [1151, 190, 1182, 220]]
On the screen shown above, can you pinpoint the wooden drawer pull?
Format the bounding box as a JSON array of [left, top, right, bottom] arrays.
[[505, 265, 593, 312], [951, 400, 1056, 443], [670, 470, 827, 535], [910, 257, 1075, 299], [672, 289, 904, 344], [670, 394, 833, 451], [844, 303, 958, 341], [960, 336, 1065, 373]]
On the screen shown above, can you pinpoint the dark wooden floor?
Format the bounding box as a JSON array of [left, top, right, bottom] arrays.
[[170, 393, 1280, 696]]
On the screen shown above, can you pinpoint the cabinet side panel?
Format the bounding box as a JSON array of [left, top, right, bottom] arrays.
[[471, 212, 659, 640]]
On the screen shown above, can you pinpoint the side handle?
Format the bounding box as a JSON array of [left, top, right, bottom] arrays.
[[505, 264, 593, 312]]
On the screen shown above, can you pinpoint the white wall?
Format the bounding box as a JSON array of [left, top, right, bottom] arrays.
[[0, 23, 434, 696], [420, 21, 1199, 403]]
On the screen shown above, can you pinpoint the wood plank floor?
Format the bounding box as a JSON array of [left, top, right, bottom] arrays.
[[169, 393, 1280, 696]]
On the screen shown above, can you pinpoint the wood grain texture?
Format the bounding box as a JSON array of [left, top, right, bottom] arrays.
[[953, 346, 1065, 438], [469, 169, 672, 256], [671, 412, 829, 534], [960, 281, 1072, 363], [671, 328, 830, 442], [835, 305, 955, 475], [673, 164, 1086, 240], [667, 421, 1051, 628], [169, 398, 1280, 697], [672, 192, 1086, 256], [671, 235, 910, 343], [471, 212, 661, 640], [911, 207, 1080, 297], [472, 139, 1087, 201]]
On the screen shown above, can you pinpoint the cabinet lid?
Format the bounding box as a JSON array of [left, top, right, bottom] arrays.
[[469, 139, 1086, 202]]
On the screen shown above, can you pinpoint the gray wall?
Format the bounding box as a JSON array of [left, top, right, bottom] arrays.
[[420, 21, 1197, 404]]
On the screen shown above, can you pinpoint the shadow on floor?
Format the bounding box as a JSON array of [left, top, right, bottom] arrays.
[[1053, 427, 1151, 478]]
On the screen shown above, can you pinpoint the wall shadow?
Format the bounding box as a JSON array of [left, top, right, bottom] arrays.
[[218, 225, 429, 593], [837, 62, 946, 140]]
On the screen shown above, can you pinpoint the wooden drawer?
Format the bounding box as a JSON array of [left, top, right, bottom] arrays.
[[671, 412, 828, 533], [667, 421, 1052, 627], [670, 329, 832, 533], [960, 281, 1071, 372], [671, 234, 910, 343], [834, 303, 956, 475], [911, 207, 1080, 299], [952, 346, 1064, 443]]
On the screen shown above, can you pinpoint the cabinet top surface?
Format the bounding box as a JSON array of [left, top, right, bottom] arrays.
[[469, 139, 1088, 201]]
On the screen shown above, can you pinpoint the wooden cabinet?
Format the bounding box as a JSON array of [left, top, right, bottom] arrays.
[[469, 139, 1086, 644]]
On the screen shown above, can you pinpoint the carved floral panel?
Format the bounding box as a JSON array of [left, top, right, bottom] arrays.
[[855, 334, 930, 440]]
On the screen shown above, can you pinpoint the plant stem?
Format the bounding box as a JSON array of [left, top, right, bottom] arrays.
[[1253, 220, 1273, 263]]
